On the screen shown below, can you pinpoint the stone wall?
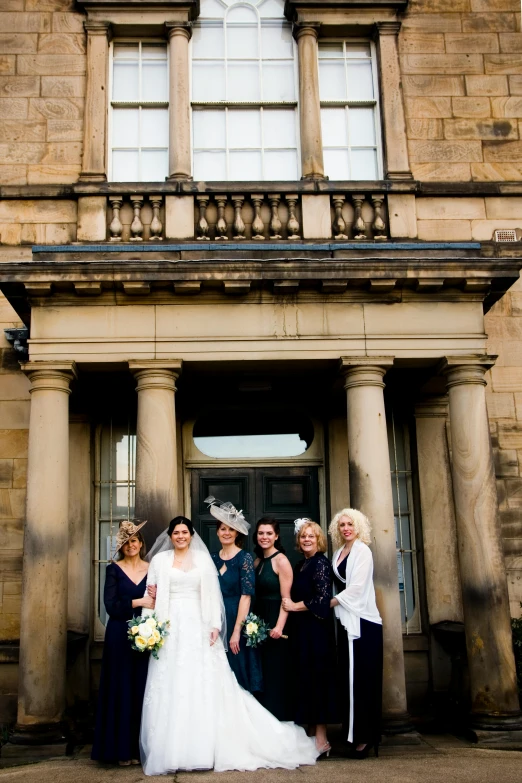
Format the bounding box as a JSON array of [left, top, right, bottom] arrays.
[[401, 0, 522, 181], [0, 0, 85, 187]]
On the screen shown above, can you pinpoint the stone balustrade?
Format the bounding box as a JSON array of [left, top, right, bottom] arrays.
[[107, 194, 165, 242], [330, 193, 388, 242]]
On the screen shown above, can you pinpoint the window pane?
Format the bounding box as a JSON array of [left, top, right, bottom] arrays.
[[142, 44, 167, 60], [261, 23, 293, 58], [263, 109, 296, 148], [193, 150, 226, 180], [112, 108, 139, 147], [192, 23, 225, 58], [141, 149, 168, 181], [227, 62, 260, 100], [318, 42, 343, 58], [324, 149, 349, 180], [113, 43, 139, 60], [229, 150, 262, 180], [142, 62, 168, 101], [264, 149, 297, 180], [351, 148, 378, 180], [346, 61, 374, 100], [192, 62, 226, 100], [263, 62, 295, 100], [228, 109, 261, 148], [227, 5, 257, 22], [199, 0, 226, 17], [321, 107, 347, 147], [227, 24, 258, 58], [348, 107, 376, 146], [193, 110, 226, 148], [113, 62, 139, 101], [258, 0, 286, 17], [345, 43, 371, 58], [318, 61, 346, 100], [141, 108, 169, 147], [112, 149, 139, 181]]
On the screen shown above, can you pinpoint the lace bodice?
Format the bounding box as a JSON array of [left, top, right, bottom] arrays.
[[169, 567, 201, 600]]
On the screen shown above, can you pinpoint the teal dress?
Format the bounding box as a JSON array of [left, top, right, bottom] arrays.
[[254, 552, 292, 720], [211, 549, 263, 693]]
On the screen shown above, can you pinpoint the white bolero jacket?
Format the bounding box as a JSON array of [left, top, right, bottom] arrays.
[[332, 538, 382, 644]]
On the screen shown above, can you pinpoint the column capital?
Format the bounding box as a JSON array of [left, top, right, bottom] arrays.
[[374, 21, 402, 38], [129, 360, 182, 393], [440, 355, 497, 389], [84, 20, 111, 38], [414, 395, 449, 419], [340, 357, 394, 390], [21, 361, 78, 394], [292, 22, 321, 42], [166, 21, 192, 41]]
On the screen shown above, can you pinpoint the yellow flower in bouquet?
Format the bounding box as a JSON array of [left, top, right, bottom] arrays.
[[246, 622, 259, 636], [128, 612, 170, 659], [135, 636, 147, 651], [130, 625, 139, 636]]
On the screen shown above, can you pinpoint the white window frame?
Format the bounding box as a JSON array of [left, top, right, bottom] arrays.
[[190, 0, 301, 181], [108, 38, 169, 183], [318, 38, 384, 181]]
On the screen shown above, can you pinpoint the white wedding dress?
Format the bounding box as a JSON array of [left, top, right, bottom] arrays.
[[140, 553, 318, 775]]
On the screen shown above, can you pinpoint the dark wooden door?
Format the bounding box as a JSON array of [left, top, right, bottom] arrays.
[[191, 467, 319, 565]]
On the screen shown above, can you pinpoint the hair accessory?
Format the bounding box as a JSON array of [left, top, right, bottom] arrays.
[[204, 496, 250, 536], [113, 519, 147, 558], [294, 518, 311, 535]]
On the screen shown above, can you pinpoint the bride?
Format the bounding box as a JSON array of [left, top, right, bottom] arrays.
[[139, 514, 318, 775]]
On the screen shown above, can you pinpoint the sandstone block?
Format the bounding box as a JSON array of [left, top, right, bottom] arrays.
[[509, 75, 522, 94], [0, 76, 39, 97], [404, 96, 452, 118], [413, 162, 472, 180], [387, 194, 417, 239], [12, 459, 26, 489], [493, 446, 518, 475], [0, 199, 76, 223], [165, 195, 195, 240], [471, 218, 522, 240], [37, 34, 85, 55], [462, 13, 516, 32], [41, 142, 81, 165], [44, 223, 75, 244], [488, 295, 512, 317], [401, 54, 484, 75], [0, 165, 26, 185], [491, 97, 522, 117], [484, 140, 522, 161], [0, 120, 45, 142], [1, 12, 51, 32], [472, 162, 522, 180], [0, 225, 21, 245], [409, 0, 470, 10], [471, 0, 519, 9], [485, 196, 522, 218], [485, 55, 522, 74], [403, 76, 465, 96], [41, 75, 85, 97], [484, 314, 504, 338], [52, 14, 85, 33], [0, 57, 15, 75], [17, 54, 86, 76], [0, 519, 23, 550], [47, 119, 83, 141], [0, 142, 44, 164], [452, 97, 492, 118], [500, 339, 522, 367], [3, 580, 21, 595], [0, 402, 29, 430], [408, 139, 483, 162], [302, 194, 332, 239], [26, 164, 80, 184], [0, 460, 13, 489], [445, 33, 499, 53], [499, 34, 522, 53], [20, 223, 44, 244], [399, 34, 445, 53], [0, 98, 27, 119], [28, 97, 83, 120], [498, 422, 522, 450], [417, 219, 472, 241], [402, 13, 462, 32], [506, 293, 522, 316], [77, 196, 107, 242], [0, 2, 24, 10], [444, 118, 518, 139], [407, 118, 443, 139], [0, 430, 27, 459], [0, 34, 37, 53], [416, 196, 486, 219], [502, 318, 522, 340], [25, 0, 76, 9], [465, 75, 509, 95]]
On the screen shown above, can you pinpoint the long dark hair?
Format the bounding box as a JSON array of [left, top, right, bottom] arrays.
[[168, 516, 195, 536], [254, 517, 286, 558]]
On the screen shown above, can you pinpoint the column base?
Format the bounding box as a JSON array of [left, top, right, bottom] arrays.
[[469, 712, 522, 732], [167, 174, 193, 182], [9, 723, 66, 746], [300, 174, 328, 182], [469, 729, 522, 749], [78, 173, 107, 183], [382, 713, 416, 736]]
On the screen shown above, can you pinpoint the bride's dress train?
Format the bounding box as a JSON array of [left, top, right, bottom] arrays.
[[140, 566, 318, 775]]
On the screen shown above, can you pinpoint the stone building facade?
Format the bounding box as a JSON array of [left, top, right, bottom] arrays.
[[0, 0, 521, 746]]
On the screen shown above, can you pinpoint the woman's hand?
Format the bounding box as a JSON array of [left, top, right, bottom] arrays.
[[147, 584, 157, 599], [210, 628, 219, 646], [330, 597, 339, 609], [230, 629, 241, 655], [270, 626, 284, 640], [282, 597, 296, 612], [132, 595, 155, 610]]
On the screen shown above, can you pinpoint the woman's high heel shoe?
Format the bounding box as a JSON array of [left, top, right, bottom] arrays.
[[315, 742, 331, 760], [349, 741, 379, 759]]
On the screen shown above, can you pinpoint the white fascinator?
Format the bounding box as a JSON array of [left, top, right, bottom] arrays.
[[205, 496, 250, 536], [294, 517, 311, 535]]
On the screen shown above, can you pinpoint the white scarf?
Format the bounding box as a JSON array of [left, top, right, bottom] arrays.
[[332, 538, 382, 742]]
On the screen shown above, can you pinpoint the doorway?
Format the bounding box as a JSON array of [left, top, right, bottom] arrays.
[[191, 467, 320, 565]]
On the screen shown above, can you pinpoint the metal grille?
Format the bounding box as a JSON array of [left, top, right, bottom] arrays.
[[494, 229, 517, 243]]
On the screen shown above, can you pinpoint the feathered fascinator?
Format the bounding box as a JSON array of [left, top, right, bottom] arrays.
[[294, 518, 311, 535], [113, 519, 147, 558], [204, 496, 250, 536]]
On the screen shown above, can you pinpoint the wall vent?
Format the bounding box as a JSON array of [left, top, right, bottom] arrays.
[[494, 229, 518, 242]]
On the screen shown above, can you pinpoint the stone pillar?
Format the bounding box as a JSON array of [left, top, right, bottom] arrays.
[[130, 360, 182, 544], [15, 362, 77, 741], [341, 357, 413, 733], [443, 357, 521, 730], [167, 23, 192, 181], [375, 22, 412, 182], [294, 23, 324, 180], [80, 21, 110, 181]]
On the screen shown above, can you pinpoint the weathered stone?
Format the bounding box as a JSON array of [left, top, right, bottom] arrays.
[[44, 223, 75, 244], [0, 142, 44, 164], [417, 219, 472, 240], [37, 34, 85, 55], [0, 430, 28, 460], [0, 34, 37, 54], [484, 140, 522, 161], [471, 0, 519, 9], [165, 195, 194, 240], [407, 118, 443, 139], [492, 367, 522, 393], [446, 33, 500, 53], [403, 75, 465, 95], [26, 164, 80, 184], [409, 139, 483, 161], [399, 34, 445, 53], [302, 194, 331, 239], [485, 196, 522, 218], [41, 142, 81, 165], [452, 97, 492, 118], [499, 421, 522, 449], [1, 13, 51, 32], [0, 57, 15, 75], [47, 119, 82, 141], [0, 200, 77, 223], [0, 402, 29, 429], [462, 13, 516, 32], [416, 196, 486, 220], [387, 194, 417, 239], [499, 34, 522, 53], [0, 76, 39, 97], [0, 98, 27, 119], [28, 97, 83, 120], [20, 223, 44, 244], [493, 446, 519, 475], [0, 1, 24, 11], [413, 161, 472, 180], [402, 54, 484, 75], [502, 317, 522, 340], [77, 196, 106, 242], [25, 0, 76, 9], [466, 75, 509, 95], [0, 165, 26, 185], [0, 224, 21, 245], [485, 55, 522, 74], [444, 118, 518, 140], [402, 13, 462, 33], [491, 97, 522, 117], [405, 96, 453, 118], [52, 14, 85, 34], [12, 459, 26, 489], [0, 120, 45, 142], [17, 54, 86, 76], [472, 162, 522, 180], [471, 219, 522, 240], [409, 0, 470, 10], [0, 460, 13, 489], [41, 75, 85, 97]]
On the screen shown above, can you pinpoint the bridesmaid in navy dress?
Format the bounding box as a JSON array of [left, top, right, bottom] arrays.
[[92, 521, 154, 766], [207, 498, 263, 693]]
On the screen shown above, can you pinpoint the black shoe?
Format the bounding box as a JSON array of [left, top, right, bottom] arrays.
[[348, 741, 379, 759]]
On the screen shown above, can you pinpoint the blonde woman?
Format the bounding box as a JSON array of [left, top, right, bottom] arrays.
[[329, 509, 383, 759]]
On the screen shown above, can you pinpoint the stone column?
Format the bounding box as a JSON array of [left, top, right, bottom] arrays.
[[129, 360, 182, 544], [15, 362, 77, 741], [166, 23, 192, 181], [374, 22, 412, 182], [294, 23, 324, 180], [443, 357, 521, 730], [341, 357, 412, 733], [80, 21, 110, 181]]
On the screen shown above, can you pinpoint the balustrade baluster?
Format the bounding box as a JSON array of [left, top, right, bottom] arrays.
[[130, 195, 144, 241], [109, 196, 123, 241], [149, 195, 163, 240], [232, 196, 246, 240], [251, 194, 265, 240], [371, 194, 387, 241], [269, 194, 282, 240], [196, 195, 210, 240], [332, 195, 348, 240], [215, 195, 228, 240], [352, 195, 367, 241], [285, 194, 300, 240]]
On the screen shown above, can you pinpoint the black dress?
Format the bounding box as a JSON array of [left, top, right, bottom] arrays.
[[289, 552, 338, 725], [254, 552, 292, 720], [333, 555, 383, 746], [92, 563, 150, 763]]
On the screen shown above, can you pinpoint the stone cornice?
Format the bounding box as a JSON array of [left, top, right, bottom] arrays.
[[284, 0, 409, 22]]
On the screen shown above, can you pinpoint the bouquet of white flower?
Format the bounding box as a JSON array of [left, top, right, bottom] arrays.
[[242, 612, 269, 648], [127, 613, 170, 659]]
